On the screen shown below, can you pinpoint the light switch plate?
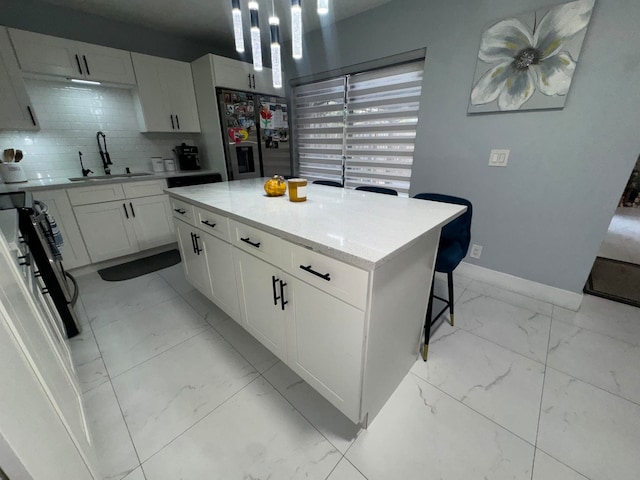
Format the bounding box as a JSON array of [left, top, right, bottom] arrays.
[[470, 244, 483, 259], [489, 149, 509, 167]]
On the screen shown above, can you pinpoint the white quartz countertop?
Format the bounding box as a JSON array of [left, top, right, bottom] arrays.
[[166, 178, 467, 270], [0, 170, 221, 193]]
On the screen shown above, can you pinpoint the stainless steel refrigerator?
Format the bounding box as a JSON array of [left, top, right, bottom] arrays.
[[218, 89, 291, 180]]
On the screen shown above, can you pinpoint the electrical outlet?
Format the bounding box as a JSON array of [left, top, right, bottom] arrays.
[[489, 149, 509, 167], [470, 244, 483, 259]]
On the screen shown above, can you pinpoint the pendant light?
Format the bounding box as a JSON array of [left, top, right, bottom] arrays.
[[317, 0, 328, 15], [291, 0, 303, 60], [231, 0, 244, 52], [249, 2, 263, 71], [269, 16, 283, 88]]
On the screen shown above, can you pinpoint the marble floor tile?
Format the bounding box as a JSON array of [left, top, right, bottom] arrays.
[[79, 273, 180, 331], [69, 326, 109, 393], [547, 320, 640, 404], [346, 374, 534, 480], [262, 361, 361, 454], [212, 317, 279, 373], [412, 328, 545, 443], [453, 290, 552, 363], [142, 377, 342, 480], [93, 297, 209, 378], [465, 279, 554, 316], [554, 294, 640, 347], [156, 263, 192, 295], [113, 329, 259, 461], [122, 467, 146, 480], [83, 381, 139, 480], [532, 450, 588, 480], [180, 288, 230, 329], [327, 458, 367, 480], [538, 368, 640, 480]]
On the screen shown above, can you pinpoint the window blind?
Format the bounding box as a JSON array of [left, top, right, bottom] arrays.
[[295, 60, 425, 196]]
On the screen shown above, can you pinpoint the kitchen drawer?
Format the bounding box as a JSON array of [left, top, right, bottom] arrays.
[[67, 183, 125, 206], [285, 243, 369, 310], [195, 207, 230, 242], [170, 197, 195, 225], [122, 180, 166, 199], [230, 220, 283, 266]]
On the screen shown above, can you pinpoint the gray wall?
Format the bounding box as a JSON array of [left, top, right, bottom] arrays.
[[286, 0, 640, 293], [1, 0, 234, 61]]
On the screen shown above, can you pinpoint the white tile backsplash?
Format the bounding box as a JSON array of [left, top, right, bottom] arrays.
[[0, 79, 198, 180]]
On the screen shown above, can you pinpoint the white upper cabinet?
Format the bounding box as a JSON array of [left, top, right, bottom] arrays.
[[211, 54, 284, 96], [0, 28, 39, 130], [8, 28, 136, 85], [132, 52, 201, 133]]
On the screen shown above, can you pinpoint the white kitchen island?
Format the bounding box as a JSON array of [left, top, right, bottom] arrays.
[[166, 178, 466, 425]]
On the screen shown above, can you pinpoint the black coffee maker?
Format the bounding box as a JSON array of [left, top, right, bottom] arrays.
[[174, 143, 201, 171]]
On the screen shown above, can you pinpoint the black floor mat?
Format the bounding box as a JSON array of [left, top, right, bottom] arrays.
[[584, 256, 640, 307], [98, 249, 181, 282]]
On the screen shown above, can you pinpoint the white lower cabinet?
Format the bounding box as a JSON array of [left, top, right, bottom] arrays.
[[175, 219, 211, 296], [129, 195, 175, 250], [233, 247, 288, 361], [74, 200, 138, 263], [202, 230, 240, 321]]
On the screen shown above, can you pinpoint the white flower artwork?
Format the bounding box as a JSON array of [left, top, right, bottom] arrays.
[[468, 0, 595, 113]]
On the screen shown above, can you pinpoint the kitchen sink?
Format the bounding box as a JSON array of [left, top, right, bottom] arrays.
[[68, 173, 153, 182]]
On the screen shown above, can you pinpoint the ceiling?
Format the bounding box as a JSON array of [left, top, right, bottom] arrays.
[[37, 0, 396, 50]]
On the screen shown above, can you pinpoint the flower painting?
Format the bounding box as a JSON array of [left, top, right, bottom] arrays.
[[468, 0, 594, 113]]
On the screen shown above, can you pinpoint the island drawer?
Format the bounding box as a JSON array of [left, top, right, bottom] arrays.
[[195, 207, 230, 242], [285, 243, 369, 310], [230, 220, 283, 265], [170, 197, 195, 225]]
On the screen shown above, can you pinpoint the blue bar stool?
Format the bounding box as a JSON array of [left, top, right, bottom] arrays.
[[355, 185, 398, 195]]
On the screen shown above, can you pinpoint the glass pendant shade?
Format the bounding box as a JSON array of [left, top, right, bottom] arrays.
[[232, 0, 244, 52], [269, 17, 282, 88], [291, 0, 303, 59], [249, 2, 263, 71], [317, 0, 328, 15]]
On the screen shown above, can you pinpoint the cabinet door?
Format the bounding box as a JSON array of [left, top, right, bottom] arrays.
[[233, 247, 287, 360], [9, 28, 83, 78], [130, 195, 175, 251], [175, 219, 211, 295], [76, 42, 136, 85], [33, 189, 91, 270], [163, 59, 201, 132], [131, 52, 173, 132], [74, 200, 139, 263], [0, 28, 39, 131], [201, 230, 240, 322], [285, 277, 365, 422], [212, 55, 254, 91]]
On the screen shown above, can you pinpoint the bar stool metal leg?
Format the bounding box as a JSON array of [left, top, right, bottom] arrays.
[[423, 278, 435, 361], [447, 271, 454, 326]]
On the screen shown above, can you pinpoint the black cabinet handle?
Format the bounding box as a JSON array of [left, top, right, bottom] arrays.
[[176, 115, 180, 130], [174, 208, 186, 214], [240, 237, 261, 248], [129, 202, 135, 217], [190, 232, 197, 254], [194, 234, 202, 255], [75, 54, 83, 75], [27, 106, 36, 126], [279, 279, 288, 310], [18, 254, 30, 266], [123, 203, 129, 219], [41, 288, 49, 295], [252, 74, 256, 89], [272, 275, 279, 305], [248, 74, 252, 89], [201, 220, 216, 228], [82, 55, 90, 75], [299, 265, 331, 282], [170, 115, 175, 130]]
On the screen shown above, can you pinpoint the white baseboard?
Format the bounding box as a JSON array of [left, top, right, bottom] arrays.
[[456, 262, 583, 311]]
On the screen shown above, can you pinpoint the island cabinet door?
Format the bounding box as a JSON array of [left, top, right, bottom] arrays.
[[233, 247, 287, 361], [285, 277, 366, 423], [200, 229, 240, 322], [175, 219, 211, 297]]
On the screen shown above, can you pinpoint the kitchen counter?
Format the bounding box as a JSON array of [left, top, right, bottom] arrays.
[[0, 170, 220, 193], [166, 178, 466, 270]]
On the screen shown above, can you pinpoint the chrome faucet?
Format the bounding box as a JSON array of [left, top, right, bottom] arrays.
[[96, 131, 112, 174]]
